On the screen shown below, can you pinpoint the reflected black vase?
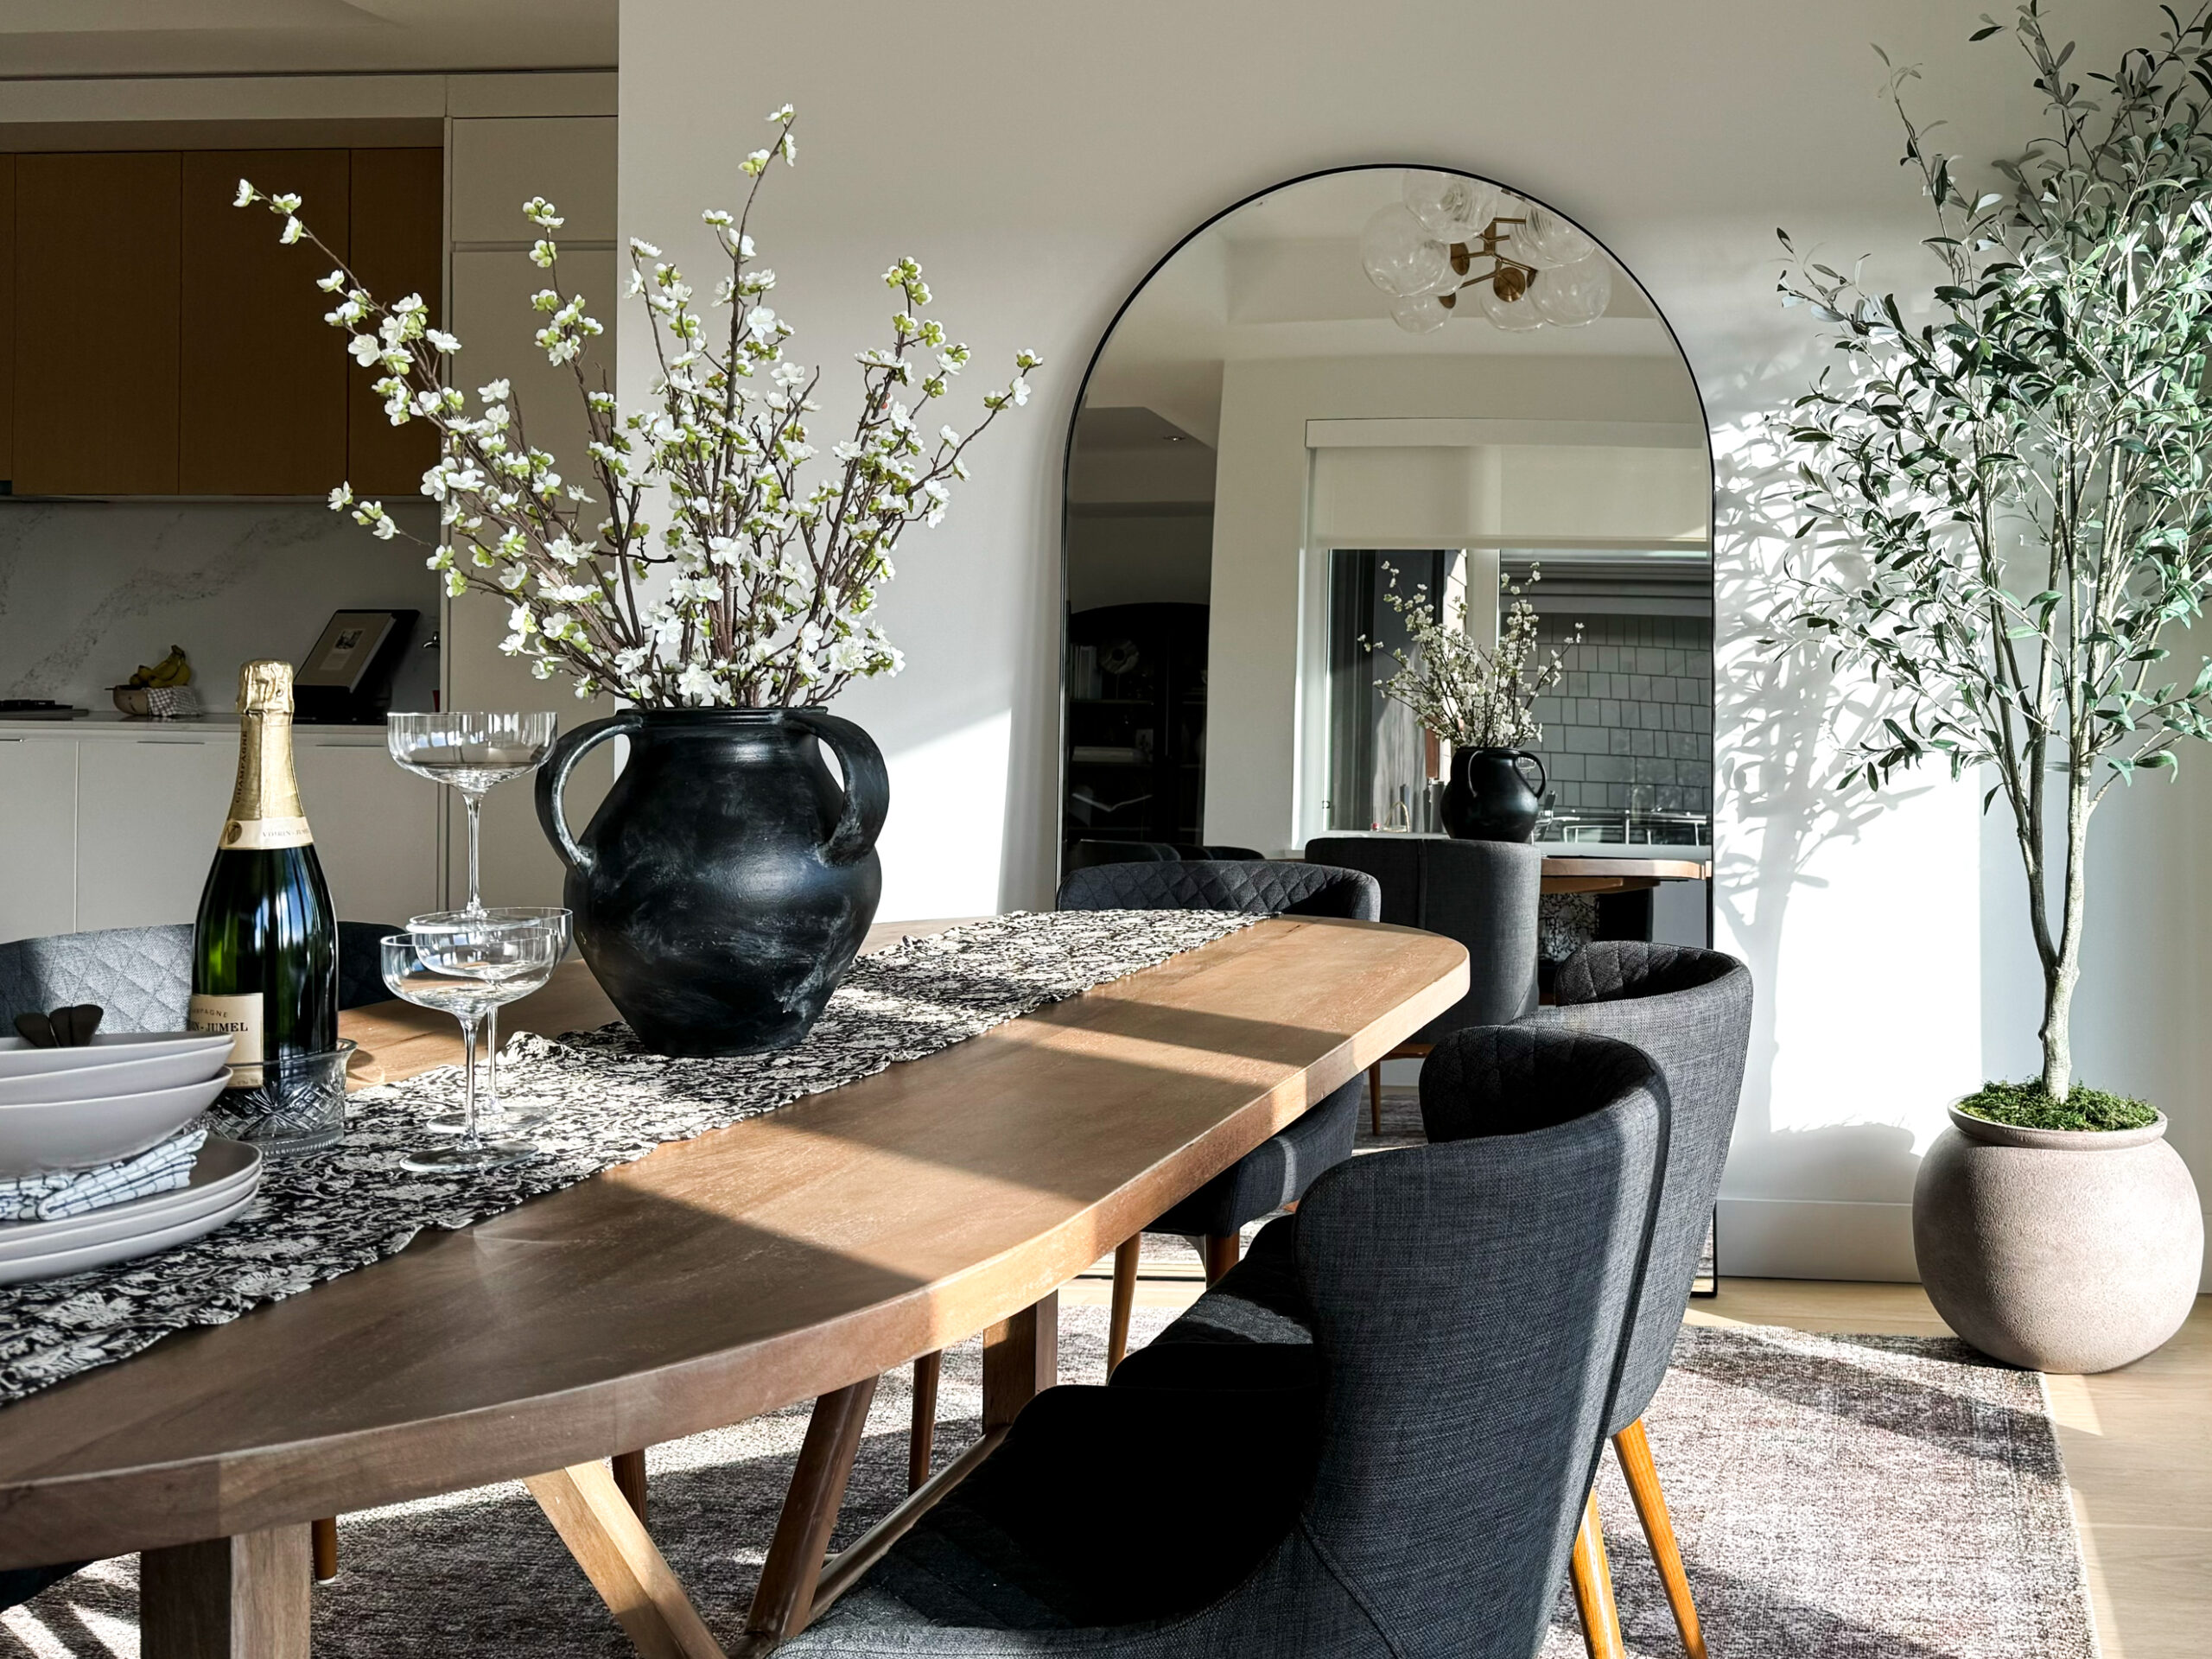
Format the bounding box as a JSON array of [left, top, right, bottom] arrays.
[[537, 707, 889, 1057], [1441, 747, 1548, 842]]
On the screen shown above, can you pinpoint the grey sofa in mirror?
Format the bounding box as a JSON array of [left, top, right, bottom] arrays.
[[1061, 165, 1713, 926]]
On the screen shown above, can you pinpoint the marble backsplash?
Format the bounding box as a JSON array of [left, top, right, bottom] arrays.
[[0, 499, 442, 715]]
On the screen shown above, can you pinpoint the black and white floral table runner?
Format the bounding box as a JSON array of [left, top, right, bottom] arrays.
[[0, 908, 1259, 1406]]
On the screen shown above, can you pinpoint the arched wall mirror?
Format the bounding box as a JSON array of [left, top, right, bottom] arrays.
[[1060, 165, 1714, 949]]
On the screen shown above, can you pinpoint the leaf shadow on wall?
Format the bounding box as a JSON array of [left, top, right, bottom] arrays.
[[1708, 397, 1941, 1204]]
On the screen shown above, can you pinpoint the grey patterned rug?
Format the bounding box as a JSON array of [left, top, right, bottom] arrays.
[[0, 1312, 2092, 1659]]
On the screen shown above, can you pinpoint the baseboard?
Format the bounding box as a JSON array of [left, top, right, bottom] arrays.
[[1716, 1200, 2212, 1290], [1715, 1198, 1918, 1283]]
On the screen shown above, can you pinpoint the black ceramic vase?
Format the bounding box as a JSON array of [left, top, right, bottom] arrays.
[[1440, 747, 1548, 842], [536, 707, 889, 1057]]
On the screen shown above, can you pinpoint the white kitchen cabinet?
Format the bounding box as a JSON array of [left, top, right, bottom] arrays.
[[294, 734, 441, 925], [75, 734, 236, 931], [0, 737, 78, 941], [0, 726, 441, 942]]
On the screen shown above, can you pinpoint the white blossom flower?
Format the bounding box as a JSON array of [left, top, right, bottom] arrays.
[[280, 217, 305, 245], [290, 101, 1035, 710], [234, 181, 261, 207]]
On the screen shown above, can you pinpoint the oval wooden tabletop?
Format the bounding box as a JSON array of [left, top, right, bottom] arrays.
[[0, 915, 1465, 1568]]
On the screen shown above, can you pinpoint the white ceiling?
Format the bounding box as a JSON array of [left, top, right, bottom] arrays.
[[0, 0, 614, 76], [1083, 167, 1684, 446]]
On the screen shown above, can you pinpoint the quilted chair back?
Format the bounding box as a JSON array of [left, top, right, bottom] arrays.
[[0, 921, 404, 1031], [1055, 859, 1380, 920], [1524, 941, 1752, 1431], [0, 926, 194, 1032]]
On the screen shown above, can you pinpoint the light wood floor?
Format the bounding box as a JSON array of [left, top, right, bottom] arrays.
[[1065, 1267, 2211, 1657]]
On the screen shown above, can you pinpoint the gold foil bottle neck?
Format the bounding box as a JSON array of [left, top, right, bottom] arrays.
[[238, 660, 296, 716], [224, 660, 310, 845]]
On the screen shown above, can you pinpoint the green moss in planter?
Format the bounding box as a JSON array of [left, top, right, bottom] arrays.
[[1957, 1079, 2158, 1132]]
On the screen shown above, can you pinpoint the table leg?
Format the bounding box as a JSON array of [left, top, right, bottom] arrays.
[[525, 1460, 722, 1659], [982, 1291, 1058, 1431], [742, 1376, 879, 1643], [141, 1526, 312, 1659]]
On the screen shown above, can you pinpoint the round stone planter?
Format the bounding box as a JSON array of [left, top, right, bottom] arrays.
[[1913, 1104, 2203, 1374]]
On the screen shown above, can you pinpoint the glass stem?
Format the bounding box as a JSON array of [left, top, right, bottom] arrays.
[[463, 790, 486, 915], [484, 1004, 500, 1123], [458, 1013, 481, 1148]]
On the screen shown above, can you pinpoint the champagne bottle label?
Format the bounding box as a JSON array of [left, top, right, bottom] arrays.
[[188, 991, 264, 1084], [222, 660, 315, 850], [222, 817, 314, 850]]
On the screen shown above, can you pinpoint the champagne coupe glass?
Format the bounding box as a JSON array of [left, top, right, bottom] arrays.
[[389, 711, 558, 1109], [386, 711, 559, 916], [407, 905, 572, 1133], [380, 913, 566, 1172]]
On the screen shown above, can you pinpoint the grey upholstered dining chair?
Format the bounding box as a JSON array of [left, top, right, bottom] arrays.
[[1057, 857, 1381, 1372], [1303, 836, 1542, 1132], [0, 921, 400, 1030], [1505, 941, 1752, 1659], [783, 1028, 1669, 1658], [1116, 946, 1751, 1659], [1063, 840, 1266, 871]]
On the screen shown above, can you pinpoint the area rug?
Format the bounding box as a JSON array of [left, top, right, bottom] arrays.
[[0, 1313, 2093, 1659]]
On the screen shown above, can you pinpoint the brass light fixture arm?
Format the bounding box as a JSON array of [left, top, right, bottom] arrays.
[[1438, 218, 1535, 309]]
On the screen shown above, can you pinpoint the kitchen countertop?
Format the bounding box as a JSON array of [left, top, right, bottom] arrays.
[[0, 712, 402, 737]]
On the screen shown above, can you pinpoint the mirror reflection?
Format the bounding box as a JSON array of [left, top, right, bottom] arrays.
[[1064, 166, 1713, 874]]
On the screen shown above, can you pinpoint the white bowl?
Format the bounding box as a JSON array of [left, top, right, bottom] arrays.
[[0, 1040, 233, 1106], [0, 1072, 229, 1176], [0, 1032, 235, 1083]]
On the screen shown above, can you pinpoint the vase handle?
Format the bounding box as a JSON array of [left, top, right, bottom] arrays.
[[536, 711, 641, 876], [788, 709, 890, 868], [1513, 748, 1548, 804]]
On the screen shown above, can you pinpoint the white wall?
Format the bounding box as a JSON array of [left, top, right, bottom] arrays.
[[619, 0, 2205, 1280]]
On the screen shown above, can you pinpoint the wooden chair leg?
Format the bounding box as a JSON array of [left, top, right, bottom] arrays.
[[908, 1351, 942, 1492], [1568, 1487, 1626, 1659], [1368, 1061, 1383, 1135], [310, 1516, 338, 1583], [1616, 1417, 1707, 1659], [1203, 1231, 1240, 1284], [612, 1449, 648, 1524], [1108, 1235, 1142, 1375]]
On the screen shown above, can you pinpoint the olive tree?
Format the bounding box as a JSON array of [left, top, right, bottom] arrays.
[[1777, 2, 2212, 1099]]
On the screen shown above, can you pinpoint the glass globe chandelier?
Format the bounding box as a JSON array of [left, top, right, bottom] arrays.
[[1362, 171, 1613, 334]]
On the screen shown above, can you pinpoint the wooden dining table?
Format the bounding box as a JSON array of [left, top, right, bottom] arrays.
[[0, 913, 1465, 1659]]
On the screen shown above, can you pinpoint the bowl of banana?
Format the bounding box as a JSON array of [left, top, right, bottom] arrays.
[[111, 646, 197, 718]]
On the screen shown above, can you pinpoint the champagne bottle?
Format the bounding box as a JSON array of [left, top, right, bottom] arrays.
[[189, 661, 337, 1084]]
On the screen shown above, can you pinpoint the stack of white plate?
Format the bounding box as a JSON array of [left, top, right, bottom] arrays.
[[0, 1033, 263, 1285]]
